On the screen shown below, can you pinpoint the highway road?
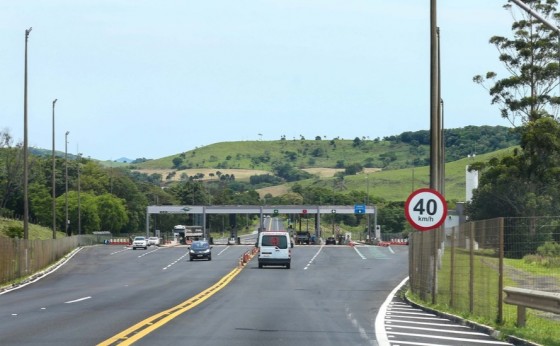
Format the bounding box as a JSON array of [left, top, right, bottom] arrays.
[[0, 243, 409, 346]]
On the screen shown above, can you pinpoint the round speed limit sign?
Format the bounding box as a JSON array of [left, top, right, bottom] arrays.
[[405, 188, 447, 231]]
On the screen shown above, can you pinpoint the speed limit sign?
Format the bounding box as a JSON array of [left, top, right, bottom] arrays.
[[405, 188, 447, 231]]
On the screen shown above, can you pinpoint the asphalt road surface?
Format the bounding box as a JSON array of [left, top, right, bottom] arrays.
[[0, 243, 510, 346]]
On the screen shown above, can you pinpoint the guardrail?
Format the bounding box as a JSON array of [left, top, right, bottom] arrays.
[[503, 286, 560, 327]]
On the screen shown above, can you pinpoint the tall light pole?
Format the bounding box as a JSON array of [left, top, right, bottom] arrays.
[[366, 174, 370, 242], [23, 27, 32, 240], [52, 99, 57, 239], [65, 131, 70, 236], [78, 153, 82, 235]]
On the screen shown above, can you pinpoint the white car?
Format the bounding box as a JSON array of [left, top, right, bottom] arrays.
[[132, 236, 148, 250], [148, 237, 160, 246]]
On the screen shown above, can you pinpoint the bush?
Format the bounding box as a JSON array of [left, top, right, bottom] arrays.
[[523, 242, 560, 268], [6, 225, 23, 238], [536, 241, 560, 257]]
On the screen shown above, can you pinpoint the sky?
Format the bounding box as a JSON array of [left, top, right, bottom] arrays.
[[1, 1, 517, 161]]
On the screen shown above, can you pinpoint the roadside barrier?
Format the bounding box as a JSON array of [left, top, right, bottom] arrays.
[[108, 238, 129, 245], [238, 249, 257, 268], [390, 239, 408, 245]]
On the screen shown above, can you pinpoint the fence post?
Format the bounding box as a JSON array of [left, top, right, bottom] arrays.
[[469, 221, 475, 313], [498, 217, 504, 324], [450, 226, 455, 308]]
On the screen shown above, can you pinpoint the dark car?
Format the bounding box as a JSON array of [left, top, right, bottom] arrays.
[[189, 240, 212, 261], [325, 237, 336, 245]]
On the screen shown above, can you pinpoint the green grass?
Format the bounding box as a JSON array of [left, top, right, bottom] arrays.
[[409, 248, 560, 346], [0, 218, 67, 240], [133, 139, 431, 171], [278, 148, 514, 201]]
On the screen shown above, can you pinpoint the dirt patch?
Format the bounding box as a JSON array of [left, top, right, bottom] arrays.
[[256, 185, 290, 197], [302, 167, 382, 177], [135, 168, 270, 182]]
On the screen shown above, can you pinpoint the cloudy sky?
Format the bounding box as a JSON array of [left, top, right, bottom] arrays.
[[1, 1, 515, 161]]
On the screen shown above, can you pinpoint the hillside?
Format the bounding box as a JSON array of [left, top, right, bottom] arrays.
[[124, 126, 517, 202], [259, 148, 515, 202], [130, 126, 518, 172]]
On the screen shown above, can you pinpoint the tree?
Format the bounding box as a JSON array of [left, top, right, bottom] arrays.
[[96, 193, 129, 233], [473, 1, 560, 125], [469, 117, 560, 219]]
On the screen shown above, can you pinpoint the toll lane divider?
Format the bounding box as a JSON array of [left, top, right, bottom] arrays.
[[239, 247, 258, 267], [97, 266, 243, 346]]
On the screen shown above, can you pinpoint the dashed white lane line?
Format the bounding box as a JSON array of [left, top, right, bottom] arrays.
[[353, 246, 367, 259], [303, 245, 324, 270], [217, 246, 230, 256], [163, 253, 189, 270], [137, 247, 159, 258], [65, 296, 92, 304]]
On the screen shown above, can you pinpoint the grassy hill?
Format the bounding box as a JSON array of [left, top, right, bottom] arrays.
[[0, 218, 67, 240], [132, 139, 425, 171], [120, 126, 517, 202], [278, 148, 514, 202]]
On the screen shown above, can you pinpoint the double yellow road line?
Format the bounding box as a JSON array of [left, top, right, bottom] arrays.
[[98, 266, 242, 346]]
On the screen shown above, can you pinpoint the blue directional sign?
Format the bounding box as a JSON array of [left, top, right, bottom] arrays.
[[354, 204, 366, 214]]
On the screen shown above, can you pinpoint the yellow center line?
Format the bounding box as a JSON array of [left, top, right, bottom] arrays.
[[97, 266, 243, 346]]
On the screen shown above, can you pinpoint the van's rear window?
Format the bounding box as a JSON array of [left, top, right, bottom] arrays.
[[262, 235, 288, 249]]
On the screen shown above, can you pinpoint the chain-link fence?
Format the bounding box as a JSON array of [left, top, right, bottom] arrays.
[[409, 217, 560, 332]]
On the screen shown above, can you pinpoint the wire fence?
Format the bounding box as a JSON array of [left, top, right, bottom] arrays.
[[409, 217, 560, 331]]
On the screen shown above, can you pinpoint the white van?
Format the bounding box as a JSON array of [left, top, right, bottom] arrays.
[[257, 231, 292, 269]]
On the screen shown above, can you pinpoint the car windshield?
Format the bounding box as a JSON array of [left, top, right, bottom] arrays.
[[261, 235, 287, 249], [191, 242, 209, 250], [135, 237, 145, 240]]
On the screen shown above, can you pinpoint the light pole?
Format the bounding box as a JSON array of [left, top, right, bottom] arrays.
[[23, 27, 32, 240], [52, 99, 57, 239], [65, 131, 69, 236], [78, 153, 82, 235], [366, 174, 370, 242]]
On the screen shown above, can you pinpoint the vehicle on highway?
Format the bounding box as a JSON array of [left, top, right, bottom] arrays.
[[189, 240, 212, 261], [148, 237, 160, 246], [132, 236, 148, 250], [295, 230, 310, 244], [257, 231, 291, 269], [325, 237, 336, 245]]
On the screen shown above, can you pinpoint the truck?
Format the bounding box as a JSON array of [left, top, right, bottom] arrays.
[[295, 231, 311, 245], [173, 225, 204, 244]]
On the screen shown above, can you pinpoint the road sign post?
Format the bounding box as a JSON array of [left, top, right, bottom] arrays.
[[405, 188, 447, 231]]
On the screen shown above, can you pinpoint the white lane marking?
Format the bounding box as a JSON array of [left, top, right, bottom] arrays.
[[162, 253, 189, 270], [217, 246, 230, 256], [345, 306, 377, 346], [11, 314, 17, 316], [137, 247, 159, 258], [353, 246, 367, 259], [303, 245, 324, 270], [110, 248, 129, 255], [387, 324, 489, 336], [385, 319, 471, 328], [387, 245, 395, 254], [385, 331, 513, 345], [374, 276, 408, 346], [65, 296, 92, 304]]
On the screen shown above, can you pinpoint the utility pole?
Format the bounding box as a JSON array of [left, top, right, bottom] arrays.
[[23, 27, 32, 240], [52, 99, 57, 239]]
